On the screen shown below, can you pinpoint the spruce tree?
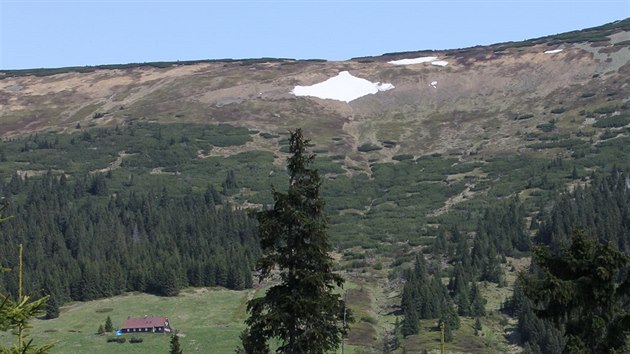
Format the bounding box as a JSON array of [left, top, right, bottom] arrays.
[[170, 333, 183, 354], [520, 229, 630, 353], [241, 129, 350, 354], [45, 294, 60, 320], [104, 316, 113, 332], [401, 307, 419, 337], [469, 281, 486, 317]]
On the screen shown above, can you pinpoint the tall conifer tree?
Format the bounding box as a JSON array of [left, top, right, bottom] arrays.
[[241, 129, 350, 354], [521, 229, 630, 353]]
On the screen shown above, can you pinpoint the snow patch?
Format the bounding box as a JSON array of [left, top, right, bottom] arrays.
[[544, 49, 563, 54], [388, 56, 438, 65], [431, 60, 449, 67], [291, 71, 394, 103], [388, 56, 449, 67]]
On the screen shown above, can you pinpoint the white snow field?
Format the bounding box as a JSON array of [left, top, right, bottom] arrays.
[[291, 71, 394, 103], [388, 56, 449, 67], [388, 56, 438, 65], [544, 49, 563, 54], [431, 60, 449, 67]]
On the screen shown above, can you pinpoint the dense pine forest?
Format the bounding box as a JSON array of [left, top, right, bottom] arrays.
[[0, 171, 259, 305]]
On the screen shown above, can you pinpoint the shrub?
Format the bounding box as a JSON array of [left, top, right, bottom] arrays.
[[357, 144, 382, 153], [129, 337, 143, 344], [592, 115, 630, 128], [536, 121, 556, 132], [601, 130, 620, 140], [514, 113, 534, 120], [381, 140, 397, 148], [392, 154, 414, 161], [259, 132, 278, 139], [550, 107, 566, 114], [594, 105, 617, 114]]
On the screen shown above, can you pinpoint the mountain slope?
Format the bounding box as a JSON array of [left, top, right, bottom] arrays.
[[2, 19, 628, 162], [0, 19, 629, 246]]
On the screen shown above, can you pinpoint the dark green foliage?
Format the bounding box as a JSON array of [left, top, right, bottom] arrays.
[[241, 129, 349, 354], [473, 317, 482, 335], [97, 324, 105, 335], [149, 270, 180, 297], [357, 143, 382, 152], [592, 114, 630, 128], [400, 255, 459, 338], [475, 197, 530, 256], [549, 108, 566, 114], [0, 172, 258, 302], [432, 228, 448, 255], [107, 337, 126, 343], [0, 205, 55, 353], [509, 168, 630, 352], [593, 105, 617, 114], [514, 113, 534, 120], [521, 230, 630, 353], [441, 319, 453, 343], [392, 154, 414, 161], [382, 140, 397, 148], [104, 316, 113, 332], [44, 294, 59, 320], [600, 129, 621, 140], [89, 173, 108, 196], [449, 264, 471, 316], [536, 121, 556, 132], [527, 138, 588, 150], [129, 337, 143, 343], [259, 132, 278, 139], [536, 168, 630, 252], [170, 334, 183, 354], [469, 282, 486, 317], [401, 307, 419, 337]]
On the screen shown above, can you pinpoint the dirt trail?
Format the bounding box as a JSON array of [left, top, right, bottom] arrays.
[[92, 151, 134, 174]]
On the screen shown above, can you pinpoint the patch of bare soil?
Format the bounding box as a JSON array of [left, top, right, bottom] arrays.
[[16, 169, 65, 178], [429, 185, 480, 217], [92, 151, 135, 174]]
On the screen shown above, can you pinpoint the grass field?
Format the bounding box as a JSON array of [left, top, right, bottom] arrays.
[[0, 287, 369, 354], [1, 288, 251, 353]]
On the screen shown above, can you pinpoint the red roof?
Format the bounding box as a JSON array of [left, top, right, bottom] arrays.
[[122, 316, 169, 329]]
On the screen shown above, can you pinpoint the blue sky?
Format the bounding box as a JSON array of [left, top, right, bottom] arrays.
[[1, 0, 628, 69]]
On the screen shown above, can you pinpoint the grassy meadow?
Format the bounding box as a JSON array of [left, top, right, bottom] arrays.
[[0, 286, 371, 354], [1, 288, 250, 354]]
